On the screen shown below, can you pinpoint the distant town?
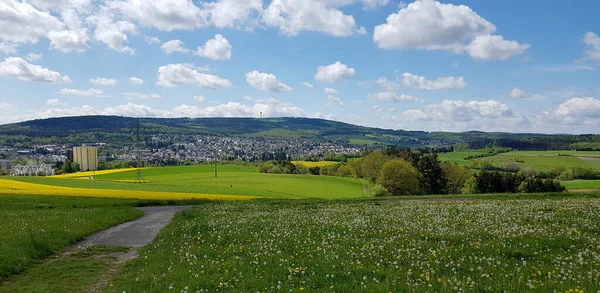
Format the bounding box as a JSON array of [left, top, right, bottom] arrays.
[[0, 134, 364, 176]]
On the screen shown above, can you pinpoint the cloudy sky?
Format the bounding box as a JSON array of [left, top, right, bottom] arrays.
[[0, 0, 599, 134]]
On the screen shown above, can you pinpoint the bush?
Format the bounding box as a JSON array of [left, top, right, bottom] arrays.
[[267, 166, 282, 174], [369, 184, 390, 197], [377, 159, 422, 196], [441, 163, 473, 194]]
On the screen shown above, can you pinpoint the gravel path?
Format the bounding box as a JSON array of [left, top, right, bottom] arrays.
[[75, 206, 191, 248]]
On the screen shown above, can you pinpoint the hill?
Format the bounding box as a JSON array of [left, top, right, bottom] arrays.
[[0, 116, 598, 150]]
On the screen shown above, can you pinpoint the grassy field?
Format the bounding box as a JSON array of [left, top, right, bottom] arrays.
[[3, 165, 365, 199], [0, 195, 143, 281], [563, 180, 600, 190], [291, 161, 339, 167], [439, 150, 600, 172], [107, 197, 600, 292]]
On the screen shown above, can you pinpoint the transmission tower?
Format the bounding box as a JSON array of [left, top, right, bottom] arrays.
[[134, 119, 145, 183]]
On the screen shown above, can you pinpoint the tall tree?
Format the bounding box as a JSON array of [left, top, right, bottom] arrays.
[[377, 159, 422, 196], [416, 154, 447, 194]]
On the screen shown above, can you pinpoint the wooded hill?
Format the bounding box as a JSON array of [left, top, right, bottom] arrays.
[[0, 116, 598, 150]]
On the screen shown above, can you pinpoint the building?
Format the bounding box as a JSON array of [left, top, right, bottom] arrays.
[[73, 146, 98, 171], [0, 160, 11, 171], [10, 164, 55, 176]]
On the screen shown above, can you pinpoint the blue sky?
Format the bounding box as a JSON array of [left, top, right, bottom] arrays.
[[0, 0, 599, 134]]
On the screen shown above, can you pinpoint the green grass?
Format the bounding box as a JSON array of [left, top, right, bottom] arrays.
[[438, 151, 486, 166], [562, 180, 600, 190], [107, 197, 600, 292], [0, 195, 143, 281], [7, 165, 366, 199], [0, 257, 108, 293]]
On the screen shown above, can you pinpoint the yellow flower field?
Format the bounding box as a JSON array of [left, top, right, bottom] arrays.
[[0, 178, 254, 201], [291, 161, 338, 167], [50, 168, 143, 179]]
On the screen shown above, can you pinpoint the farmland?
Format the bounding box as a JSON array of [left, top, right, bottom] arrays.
[[107, 198, 600, 293], [3, 165, 365, 199], [439, 150, 600, 171]]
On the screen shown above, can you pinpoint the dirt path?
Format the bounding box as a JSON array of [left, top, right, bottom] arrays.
[[75, 206, 191, 248]]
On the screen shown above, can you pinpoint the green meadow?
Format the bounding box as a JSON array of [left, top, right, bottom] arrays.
[[7, 165, 365, 199]]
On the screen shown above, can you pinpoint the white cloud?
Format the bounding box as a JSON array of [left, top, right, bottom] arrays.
[[376, 77, 400, 91], [466, 35, 529, 61], [200, 0, 263, 30], [48, 9, 89, 53], [319, 0, 389, 10], [0, 57, 71, 83], [327, 95, 344, 106], [302, 82, 314, 89], [196, 34, 232, 61], [169, 98, 306, 118], [263, 0, 366, 37], [157, 63, 231, 89], [583, 32, 600, 61], [373, 0, 527, 60], [324, 87, 338, 94], [401, 72, 466, 90], [193, 95, 205, 102], [107, 0, 206, 31], [0, 102, 14, 111], [536, 64, 596, 72], [368, 91, 417, 102], [87, 9, 136, 55], [145, 36, 161, 44], [25, 53, 42, 61], [315, 61, 356, 82], [403, 100, 513, 122], [549, 97, 600, 120], [28, 0, 91, 12], [45, 98, 67, 107], [0, 0, 64, 44], [104, 103, 168, 117], [59, 88, 105, 97], [89, 77, 117, 86], [245, 70, 292, 93], [160, 39, 191, 54], [509, 87, 544, 100], [121, 92, 162, 100], [0, 42, 18, 54], [129, 76, 144, 85]]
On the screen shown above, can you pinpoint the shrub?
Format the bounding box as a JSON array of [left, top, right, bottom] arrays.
[[377, 159, 422, 196], [369, 184, 390, 197]]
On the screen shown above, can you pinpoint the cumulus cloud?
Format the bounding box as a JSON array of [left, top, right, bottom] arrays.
[[196, 34, 232, 61], [324, 87, 338, 94], [0, 0, 64, 44], [376, 77, 400, 91], [45, 98, 67, 107], [583, 32, 600, 61], [403, 100, 513, 122], [0, 57, 71, 83], [25, 53, 42, 61], [121, 92, 162, 100], [160, 39, 190, 54], [368, 91, 417, 102], [87, 9, 136, 55], [59, 88, 105, 97], [466, 35, 529, 61], [245, 70, 292, 92], [373, 0, 527, 60], [193, 95, 205, 102], [48, 9, 89, 53], [0, 102, 14, 111], [401, 72, 466, 90], [302, 82, 314, 89], [541, 97, 600, 126], [129, 76, 144, 85], [106, 0, 205, 31], [145, 36, 160, 44], [89, 77, 117, 86], [0, 43, 18, 55], [263, 0, 366, 37], [327, 95, 344, 106], [157, 63, 231, 89], [315, 61, 356, 82]]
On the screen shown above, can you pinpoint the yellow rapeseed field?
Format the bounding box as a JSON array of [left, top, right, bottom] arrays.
[[0, 179, 254, 201], [49, 168, 143, 179], [291, 161, 338, 167]]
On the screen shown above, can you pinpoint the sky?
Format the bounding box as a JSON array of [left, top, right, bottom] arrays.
[[0, 0, 599, 134]]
